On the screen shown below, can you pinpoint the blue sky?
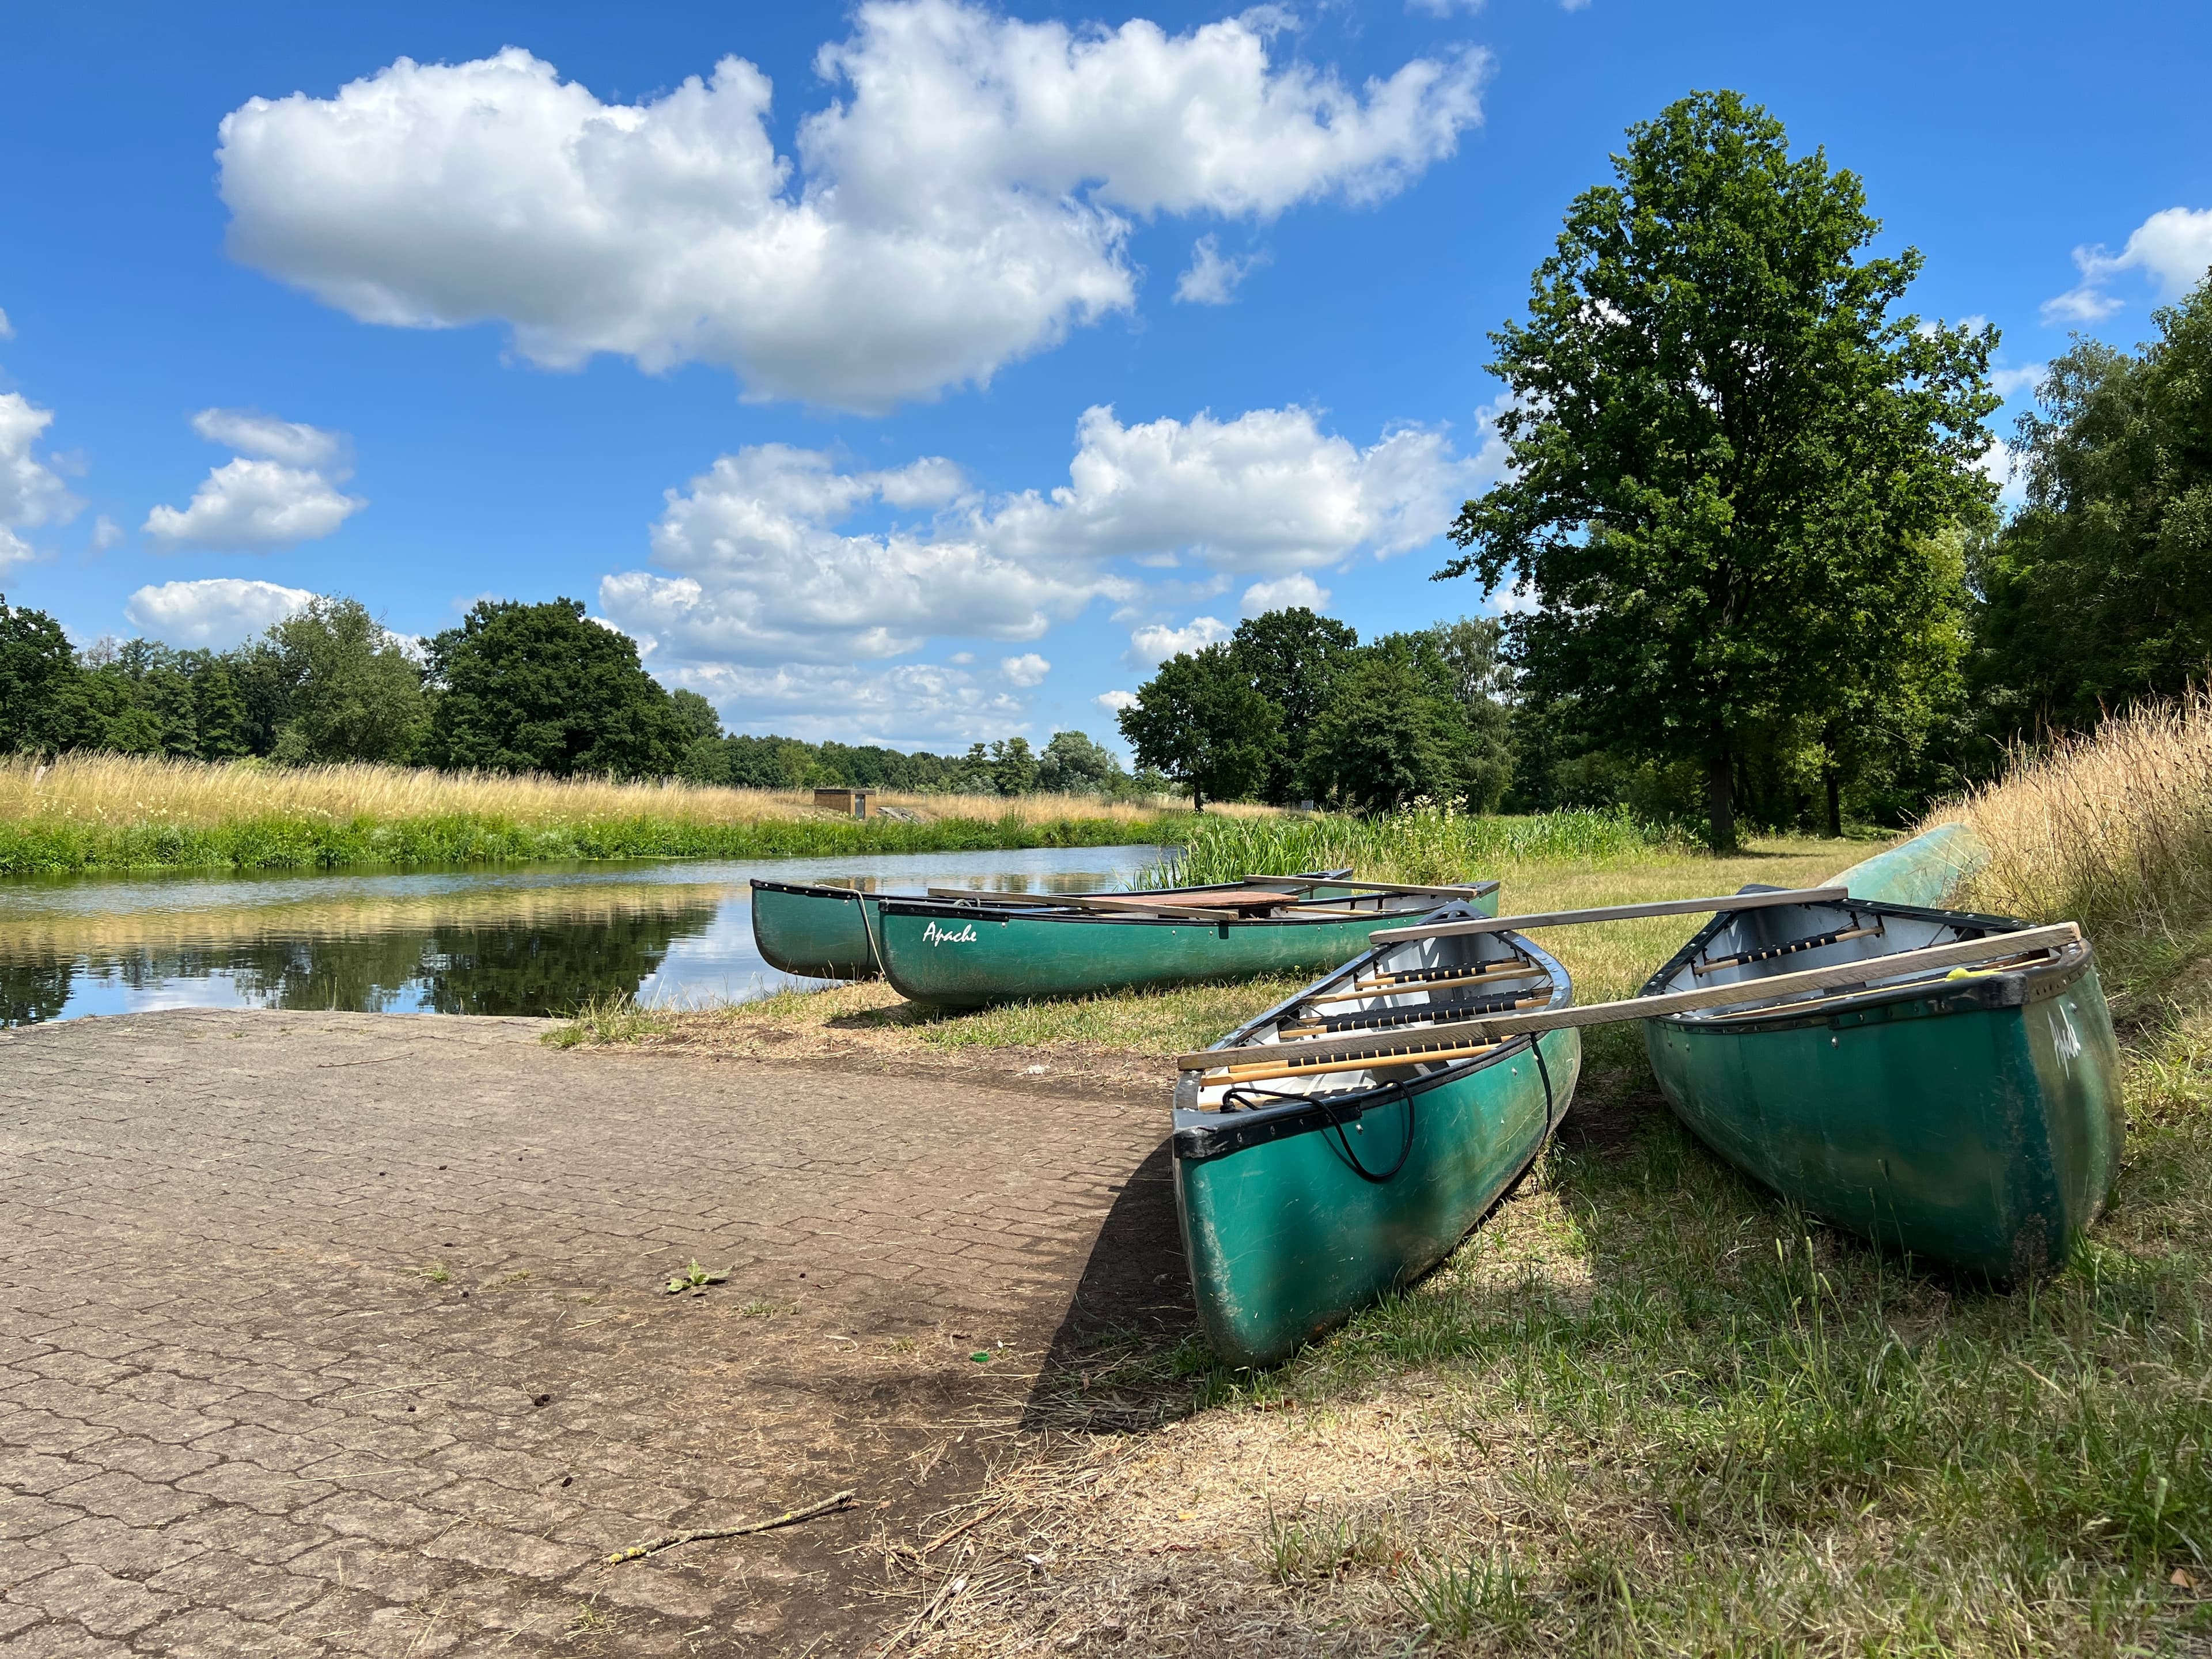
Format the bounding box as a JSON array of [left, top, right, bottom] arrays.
[[2, 1, 2207, 755]]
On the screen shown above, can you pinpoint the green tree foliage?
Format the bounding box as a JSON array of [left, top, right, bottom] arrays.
[[263, 598, 427, 764], [668, 690, 731, 785], [1441, 91, 1997, 846], [1972, 277, 2212, 732], [1227, 608, 1358, 803], [1036, 729, 1128, 795], [1303, 632, 1512, 813], [421, 598, 689, 779], [988, 736, 1039, 796], [0, 596, 79, 755], [1117, 643, 1281, 809]]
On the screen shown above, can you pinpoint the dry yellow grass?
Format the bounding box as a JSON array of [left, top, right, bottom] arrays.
[[1955, 684, 2212, 931], [0, 751, 1188, 830]]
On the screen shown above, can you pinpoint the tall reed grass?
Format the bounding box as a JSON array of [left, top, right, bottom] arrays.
[[1955, 686, 2212, 933], [1146, 801, 1698, 888], [0, 752, 1186, 876]]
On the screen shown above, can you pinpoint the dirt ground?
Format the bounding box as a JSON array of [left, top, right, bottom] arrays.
[[0, 1010, 1192, 1657]]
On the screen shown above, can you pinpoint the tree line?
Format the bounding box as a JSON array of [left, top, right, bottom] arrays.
[[0, 593, 1153, 799], [1122, 92, 2212, 843]]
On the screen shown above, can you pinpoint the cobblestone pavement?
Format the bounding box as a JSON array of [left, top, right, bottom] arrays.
[[0, 1011, 1172, 1656]]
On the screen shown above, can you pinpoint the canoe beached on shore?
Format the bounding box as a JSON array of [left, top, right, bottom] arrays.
[[751, 869, 1370, 983], [1639, 889, 2123, 1278], [873, 876, 1499, 1007], [1169, 904, 1579, 1368]]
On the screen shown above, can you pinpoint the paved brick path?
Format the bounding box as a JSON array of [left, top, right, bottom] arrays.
[[0, 1012, 1173, 1656]]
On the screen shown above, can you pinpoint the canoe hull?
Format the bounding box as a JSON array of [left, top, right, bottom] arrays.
[[750, 881, 881, 980], [1645, 927, 2123, 1278], [876, 883, 1501, 1007], [1176, 1025, 1580, 1367]]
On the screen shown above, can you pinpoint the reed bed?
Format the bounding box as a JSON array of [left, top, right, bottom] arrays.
[[0, 753, 1187, 876], [1956, 685, 2212, 934], [1147, 801, 1699, 889]]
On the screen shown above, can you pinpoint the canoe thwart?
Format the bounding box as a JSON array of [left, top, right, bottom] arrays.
[[1370, 885, 1853, 944]]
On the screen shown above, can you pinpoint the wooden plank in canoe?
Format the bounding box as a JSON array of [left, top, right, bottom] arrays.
[[1177, 923, 2081, 1071]]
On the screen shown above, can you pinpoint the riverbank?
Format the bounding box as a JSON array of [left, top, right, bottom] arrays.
[[554, 798, 2212, 1653], [0, 752, 1190, 876]]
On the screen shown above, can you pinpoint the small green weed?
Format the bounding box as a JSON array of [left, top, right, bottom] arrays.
[[414, 1263, 451, 1286], [664, 1260, 729, 1296]]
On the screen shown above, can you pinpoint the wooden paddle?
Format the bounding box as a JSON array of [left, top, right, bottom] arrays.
[[1368, 885, 1853, 944], [1176, 923, 2082, 1073]]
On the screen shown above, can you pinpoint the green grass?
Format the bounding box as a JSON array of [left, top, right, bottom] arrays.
[[1021, 918, 2212, 1655], [0, 807, 1179, 877], [1147, 803, 1704, 889]]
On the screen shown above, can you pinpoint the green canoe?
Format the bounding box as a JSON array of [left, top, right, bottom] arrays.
[[749, 869, 1364, 983], [1173, 907, 1580, 1367], [874, 878, 1500, 1007], [1641, 891, 2123, 1278]]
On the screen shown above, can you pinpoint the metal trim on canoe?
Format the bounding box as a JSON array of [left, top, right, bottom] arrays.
[[1173, 931, 1570, 1164]]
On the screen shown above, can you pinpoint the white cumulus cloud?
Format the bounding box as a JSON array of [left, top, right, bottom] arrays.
[[1095, 688, 1138, 714], [190, 407, 349, 469], [602, 445, 1123, 668], [145, 459, 364, 552], [1175, 235, 1267, 305], [601, 402, 1480, 676], [0, 391, 80, 571], [667, 659, 1025, 747], [1001, 652, 1050, 686], [1990, 363, 2047, 399], [1127, 615, 1232, 667], [145, 410, 365, 552], [1240, 572, 1330, 615], [124, 578, 317, 647], [986, 403, 1483, 575], [2043, 206, 2212, 325], [215, 4, 1487, 410]]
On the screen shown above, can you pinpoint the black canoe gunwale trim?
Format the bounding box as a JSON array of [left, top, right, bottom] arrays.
[[1638, 888, 2092, 1037], [1172, 928, 1569, 1164], [879, 876, 1499, 931]]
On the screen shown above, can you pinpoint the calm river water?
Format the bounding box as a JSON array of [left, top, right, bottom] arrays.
[[0, 844, 1169, 1026]]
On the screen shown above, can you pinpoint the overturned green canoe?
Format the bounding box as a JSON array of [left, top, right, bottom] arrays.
[[1641, 891, 2122, 1278], [1173, 908, 1580, 1368], [749, 880, 886, 981], [875, 879, 1500, 1007]]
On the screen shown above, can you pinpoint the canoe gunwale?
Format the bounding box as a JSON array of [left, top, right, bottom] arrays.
[[877, 883, 1495, 931], [1172, 929, 1571, 1166]]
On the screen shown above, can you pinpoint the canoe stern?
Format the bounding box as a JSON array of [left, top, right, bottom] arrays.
[[1645, 944, 2122, 1278]]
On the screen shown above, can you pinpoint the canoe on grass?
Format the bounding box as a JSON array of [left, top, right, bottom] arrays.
[[873, 877, 1499, 1007], [1171, 904, 1579, 1368], [749, 868, 1365, 983], [1640, 889, 2123, 1279]]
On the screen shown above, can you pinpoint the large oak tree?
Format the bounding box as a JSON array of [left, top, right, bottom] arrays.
[[1442, 91, 1997, 845]]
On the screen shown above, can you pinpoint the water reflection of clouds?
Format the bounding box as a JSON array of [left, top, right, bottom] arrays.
[[0, 844, 1164, 1027]]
